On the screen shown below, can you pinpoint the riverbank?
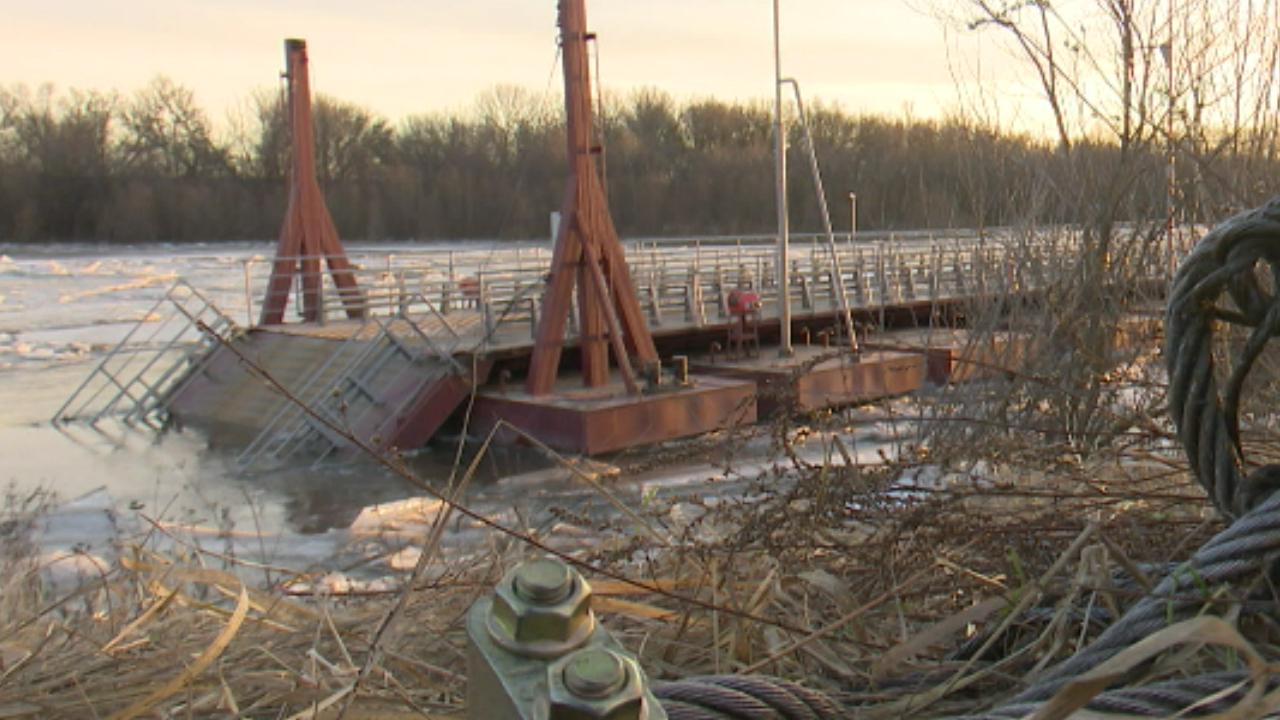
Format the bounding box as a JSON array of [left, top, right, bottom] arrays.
[[0, 402, 1228, 719], [5, 243, 1264, 720]]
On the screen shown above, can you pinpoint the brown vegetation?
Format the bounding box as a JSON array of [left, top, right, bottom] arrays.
[[0, 76, 1252, 244], [0, 370, 1257, 719]]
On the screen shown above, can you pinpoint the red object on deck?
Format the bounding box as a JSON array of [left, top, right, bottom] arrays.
[[727, 290, 760, 315], [458, 276, 480, 299], [524, 0, 657, 396], [259, 39, 364, 326], [726, 290, 760, 359]]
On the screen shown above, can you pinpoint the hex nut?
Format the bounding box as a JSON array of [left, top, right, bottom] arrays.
[[487, 558, 595, 658], [548, 647, 647, 720]]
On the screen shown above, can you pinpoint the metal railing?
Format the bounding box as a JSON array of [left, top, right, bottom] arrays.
[[239, 225, 1183, 352], [52, 280, 240, 427], [234, 312, 466, 471], [53, 226, 1189, 429]]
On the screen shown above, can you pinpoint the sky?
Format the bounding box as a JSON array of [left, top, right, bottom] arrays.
[[1, 0, 1029, 127]]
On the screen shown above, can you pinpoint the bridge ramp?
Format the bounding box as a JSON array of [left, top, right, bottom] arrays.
[[164, 318, 488, 472]]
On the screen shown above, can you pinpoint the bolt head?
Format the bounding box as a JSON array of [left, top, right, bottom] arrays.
[[515, 558, 574, 603], [549, 648, 647, 720], [488, 558, 594, 658], [563, 648, 626, 698]]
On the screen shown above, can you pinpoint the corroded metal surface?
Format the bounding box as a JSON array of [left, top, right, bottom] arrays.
[[470, 375, 757, 455], [863, 328, 1037, 384], [526, 0, 657, 396], [688, 347, 925, 417]]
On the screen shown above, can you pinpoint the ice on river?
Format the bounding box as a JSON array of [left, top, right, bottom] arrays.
[[0, 241, 920, 586], [0, 246, 256, 369], [0, 243, 461, 580], [0, 239, 548, 368]]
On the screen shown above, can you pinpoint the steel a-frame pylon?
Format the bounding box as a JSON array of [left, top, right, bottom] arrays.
[[259, 39, 364, 326], [524, 0, 657, 396]]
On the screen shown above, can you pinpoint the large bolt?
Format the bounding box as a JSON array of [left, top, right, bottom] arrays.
[[487, 558, 595, 658], [514, 557, 574, 603], [549, 647, 648, 720], [564, 648, 626, 698]]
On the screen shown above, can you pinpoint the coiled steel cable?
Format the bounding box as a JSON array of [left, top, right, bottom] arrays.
[[658, 665, 1278, 720], [657, 202, 1280, 719], [1008, 490, 1280, 704], [1165, 198, 1280, 518]]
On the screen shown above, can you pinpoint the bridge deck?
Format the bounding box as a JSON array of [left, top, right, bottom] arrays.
[[159, 232, 1173, 461]]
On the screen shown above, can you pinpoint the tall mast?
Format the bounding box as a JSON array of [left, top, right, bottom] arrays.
[[259, 38, 364, 326], [524, 0, 657, 396], [773, 0, 793, 356]]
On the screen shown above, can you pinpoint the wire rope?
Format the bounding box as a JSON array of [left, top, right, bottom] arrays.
[[655, 200, 1280, 719]]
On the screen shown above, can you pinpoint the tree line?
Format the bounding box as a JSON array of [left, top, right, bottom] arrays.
[[0, 75, 1275, 244]]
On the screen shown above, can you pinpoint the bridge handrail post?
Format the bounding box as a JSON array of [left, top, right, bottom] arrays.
[[480, 271, 495, 340], [931, 242, 941, 301], [317, 273, 327, 326], [243, 257, 255, 327], [877, 240, 887, 329]]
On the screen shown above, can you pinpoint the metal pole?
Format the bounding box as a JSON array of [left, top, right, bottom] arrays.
[[877, 241, 886, 330], [784, 79, 855, 351], [243, 259, 254, 326], [848, 191, 857, 240], [774, 0, 793, 356]]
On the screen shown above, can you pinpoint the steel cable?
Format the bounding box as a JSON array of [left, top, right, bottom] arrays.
[[956, 671, 1278, 719], [1165, 198, 1280, 518], [1002, 202, 1280, 706], [654, 675, 848, 720], [1008, 490, 1280, 704], [657, 202, 1280, 719]]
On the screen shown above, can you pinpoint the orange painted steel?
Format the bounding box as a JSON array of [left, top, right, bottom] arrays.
[[260, 39, 365, 326], [524, 0, 658, 396]]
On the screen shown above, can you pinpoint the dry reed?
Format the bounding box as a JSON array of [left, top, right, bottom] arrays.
[[7, 226, 1280, 719]]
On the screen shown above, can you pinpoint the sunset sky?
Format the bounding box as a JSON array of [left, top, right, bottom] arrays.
[[2, 0, 1029, 126]]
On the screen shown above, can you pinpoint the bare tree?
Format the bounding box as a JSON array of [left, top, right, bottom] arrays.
[[0, 84, 118, 240], [119, 76, 230, 178], [916, 0, 1280, 453]]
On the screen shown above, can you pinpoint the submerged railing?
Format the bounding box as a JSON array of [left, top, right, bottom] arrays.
[[52, 280, 240, 427]]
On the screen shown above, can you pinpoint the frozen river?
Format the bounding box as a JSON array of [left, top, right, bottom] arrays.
[[0, 242, 577, 580], [0, 241, 909, 584]]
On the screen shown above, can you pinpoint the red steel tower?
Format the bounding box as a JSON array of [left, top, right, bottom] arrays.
[[259, 39, 365, 326], [525, 0, 658, 395]]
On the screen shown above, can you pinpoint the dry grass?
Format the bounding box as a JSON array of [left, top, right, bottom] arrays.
[[0, 406, 1260, 719], [7, 227, 1280, 719]]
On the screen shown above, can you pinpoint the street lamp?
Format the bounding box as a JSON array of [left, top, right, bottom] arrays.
[[848, 191, 857, 240]]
